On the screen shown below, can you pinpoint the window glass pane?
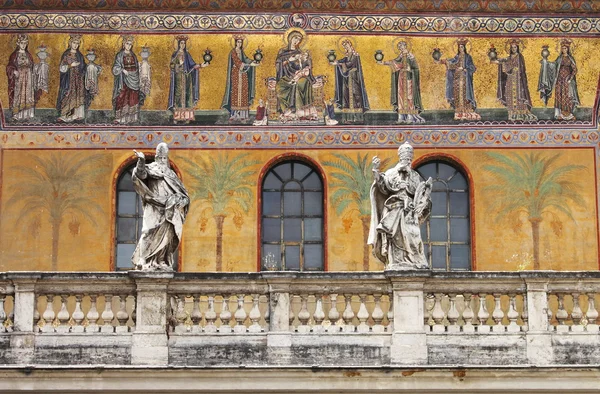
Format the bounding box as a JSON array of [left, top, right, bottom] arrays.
[[284, 218, 302, 241], [116, 244, 135, 269], [304, 244, 323, 270], [432, 245, 447, 270], [285, 245, 300, 271], [117, 218, 137, 242], [284, 181, 301, 190], [262, 218, 281, 242], [263, 172, 282, 190], [118, 191, 137, 215], [420, 222, 428, 242], [449, 192, 469, 216], [274, 163, 292, 180], [294, 163, 312, 181], [450, 245, 470, 270], [262, 192, 281, 216], [304, 218, 322, 241], [118, 171, 134, 191], [283, 192, 302, 216], [417, 163, 436, 181], [448, 172, 467, 189], [432, 180, 447, 192], [138, 196, 143, 215], [303, 172, 322, 189], [304, 192, 323, 216], [429, 218, 448, 242], [450, 218, 470, 242], [431, 191, 447, 216], [423, 243, 430, 265], [438, 163, 455, 182], [262, 244, 282, 271]]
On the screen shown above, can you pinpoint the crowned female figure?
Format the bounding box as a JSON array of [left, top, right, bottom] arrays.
[[221, 35, 258, 122], [57, 34, 91, 123], [6, 34, 36, 121], [112, 35, 145, 124], [331, 38, 369, 124]]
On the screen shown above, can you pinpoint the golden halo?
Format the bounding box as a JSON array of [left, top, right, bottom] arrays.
[[556, 39, 575, 54], [453, 38, 472, 54], [283, 27, 307, 49], [173, 36, 191, 51], [392, 37, 411, 55], [337, 36, 357, 53], [504, 38, 526, 54], [230, 35, 249, 50], [64, 35, 83, 52]]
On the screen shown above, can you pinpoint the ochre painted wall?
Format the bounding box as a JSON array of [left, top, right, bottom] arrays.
[[0, 148, 596, 272]]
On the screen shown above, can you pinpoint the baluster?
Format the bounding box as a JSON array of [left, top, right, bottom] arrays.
[[342, 294, 355, 333], [248, 294, 262, 333], [372, 294, 385, 333], [387, 292, 394, 332], [506, 293, 520, 332], [431, 293, 445, 333], [115, 294, 130, 333], [204, 295, 218, 333], [263, 295, 270, 330], [521, 292, 529, 331], [173, 295, 187, 334], [556, 293, 569, 332], [34, 300, 41, 332], [571, 293, 584, 332], [356, 294, 370, 333], [586, 293, 599, 332], [424, 293, 435, 331], [71, 295, 85, 333], [130, 296, 136, 332], [101, 295, 115, 333], [327, 293, 340, 333], [491, 293, 504, 333], [219, 295, 232, 333], [297, 294, 311, 333], [313, 294, 325, 333], [462, 293, 475, 333], [477, 293, 490, 333], [0, 295, 6, 333], [447, 293, 460, 333], [42, 294, 56, 333], [190, 294, 202, 333], [547, 293, 555, 331], [7, 299, 13, 332], [234, 294, 247, 333], [56, 295, 71, 334], [86, 295, 100, 333]]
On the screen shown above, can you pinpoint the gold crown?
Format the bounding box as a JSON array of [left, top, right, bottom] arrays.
[[175, 35, 189, 42]]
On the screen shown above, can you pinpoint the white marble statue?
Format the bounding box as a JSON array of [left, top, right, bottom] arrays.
[[368, 142, 433, 270], [132, 143, 190, 271]]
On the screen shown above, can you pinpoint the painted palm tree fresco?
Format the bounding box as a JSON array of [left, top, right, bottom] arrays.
[[5, 153, 109, 270], [324, 153, 390, 271], [483, 152, 586, 270], [181, 153, 260, 271]]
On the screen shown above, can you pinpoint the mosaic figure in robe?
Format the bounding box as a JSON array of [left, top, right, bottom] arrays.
[[538, 39, 580, 121], [221, 35, 259, 122], [57, 34, 92, 123], [275, 29, 319, 121], [168, 36, 208, 124], [493, 40, 537, 121], [377, 40, 424, 124], [6, 34, 38, 121], [112, 35, 145, 124], [437, 40, 481, 121], [330, 38, 369, 124]]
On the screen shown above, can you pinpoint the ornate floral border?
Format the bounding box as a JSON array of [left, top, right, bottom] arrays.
[[1, 128, 597, 149], [1, 13, 599, 35]]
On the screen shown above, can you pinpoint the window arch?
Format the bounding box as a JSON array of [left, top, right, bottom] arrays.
[[261, 160, 324, 271], [415, 160, 471, 271], [114, 159, 180, 271]]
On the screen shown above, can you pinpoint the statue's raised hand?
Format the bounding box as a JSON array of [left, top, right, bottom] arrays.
[[372, 156, 381, 171], [133, 150, 145, 160]]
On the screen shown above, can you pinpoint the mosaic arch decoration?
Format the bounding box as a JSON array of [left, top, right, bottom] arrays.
[[0, 11, 599, 130]]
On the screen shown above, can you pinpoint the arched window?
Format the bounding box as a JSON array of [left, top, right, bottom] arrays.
[[115, 164, 142, 271], [115, 161, 179, 271], [261, 160, 324, 271], [416, 161, 471, 271]]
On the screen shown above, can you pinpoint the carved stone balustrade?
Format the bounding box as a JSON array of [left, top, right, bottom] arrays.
[[0, 271, 599, 368]]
